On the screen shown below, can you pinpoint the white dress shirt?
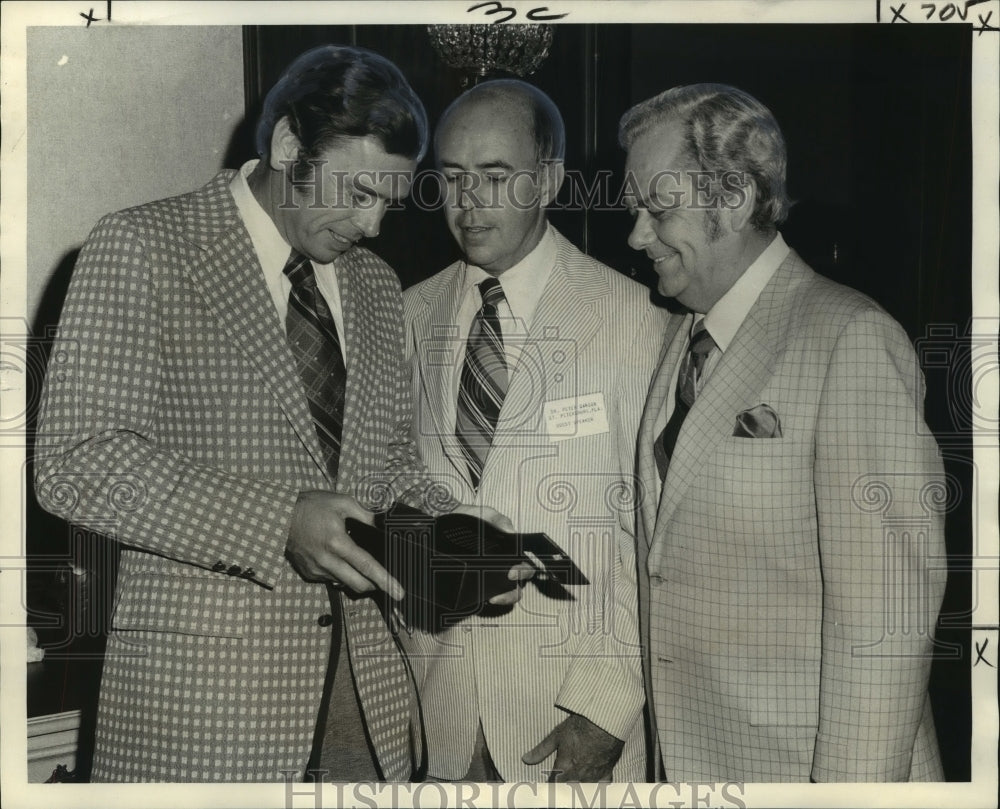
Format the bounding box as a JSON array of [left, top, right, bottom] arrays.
[[229, 160, 347, 361], [701, 231, 790, 360], [451, 224, 558, 403]]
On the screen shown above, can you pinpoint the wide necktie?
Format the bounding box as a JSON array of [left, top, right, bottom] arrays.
[[285, 252, 415, 778], [283, 250, 347, 480], [654, 320, 718, 482], [455, 277, 508, 489]]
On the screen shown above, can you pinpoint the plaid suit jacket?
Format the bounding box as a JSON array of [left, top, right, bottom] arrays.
[[34, 171, 440, 782], [636, 249, 947, 782], [400, 230, 668, 780]]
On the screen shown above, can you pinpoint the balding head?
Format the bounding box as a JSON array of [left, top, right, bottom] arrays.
[[433, 80, 566, 275], [435, 79, 565, 166]]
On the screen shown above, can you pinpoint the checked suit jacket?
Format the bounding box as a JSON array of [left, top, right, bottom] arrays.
[[636, 248, 947, 782], [34, 170, 441, 782], [400, 229, 668, 781]]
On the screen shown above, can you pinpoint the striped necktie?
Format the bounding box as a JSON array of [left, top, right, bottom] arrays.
[[654, 320, 718, 482], [283, 250, 347, 480], [455, 277, 508, 489]]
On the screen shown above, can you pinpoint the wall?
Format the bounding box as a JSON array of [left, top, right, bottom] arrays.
[[20, 26, 244, 750], [26, 26, 245, 331]]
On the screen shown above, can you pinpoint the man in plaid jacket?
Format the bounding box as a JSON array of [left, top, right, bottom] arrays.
[[623, 83, 947, 782], [34, 45, 455, 782]]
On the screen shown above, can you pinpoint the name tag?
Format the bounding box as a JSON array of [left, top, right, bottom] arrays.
[[544, 392, 610, 442]]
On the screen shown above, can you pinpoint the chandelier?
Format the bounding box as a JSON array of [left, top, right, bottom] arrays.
[[427, 24, 554, 84]]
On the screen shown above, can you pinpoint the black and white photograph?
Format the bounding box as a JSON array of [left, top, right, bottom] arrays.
[[1, 1, 997, 807]]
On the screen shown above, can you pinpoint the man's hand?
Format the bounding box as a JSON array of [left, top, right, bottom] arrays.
[[285, 490, 404, 600], [451, 504, 534, 606], [522, 713, 624, 781], [451, 503, 514, 533]]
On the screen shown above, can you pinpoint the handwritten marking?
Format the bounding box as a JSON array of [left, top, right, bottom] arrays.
[[80, 1, 110, 26], [976, 10, 998, 31], [468, 1, 517, 23], [880, 0, 998, 27], [891, 3, 910, 22], [974, 638, 994, 667], [923, 2, 972, 20], [525, 6, 569, 21], [467, 1, 568, 23]]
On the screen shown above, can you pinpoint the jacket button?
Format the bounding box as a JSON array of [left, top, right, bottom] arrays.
[[226, 565, 242, 576], [317, 614, 335, 627], [211, 561, 226, 572], [240, 568, 256, 580]]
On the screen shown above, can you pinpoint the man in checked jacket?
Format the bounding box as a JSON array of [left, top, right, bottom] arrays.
[[33, 45, 512, 783]]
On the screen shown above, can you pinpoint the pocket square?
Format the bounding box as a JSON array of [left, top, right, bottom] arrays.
[[733, 403, 783, 438]]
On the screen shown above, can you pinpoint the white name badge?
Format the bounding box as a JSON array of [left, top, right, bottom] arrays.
[[544, 392, 610, 442]]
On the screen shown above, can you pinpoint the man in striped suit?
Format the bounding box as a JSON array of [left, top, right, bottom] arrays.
[[401, 80, 667, 782]]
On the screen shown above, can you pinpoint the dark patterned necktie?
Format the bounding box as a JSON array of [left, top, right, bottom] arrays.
[[455, 277, 508, 489], [654, 320, 718, 482], [283, 250, 347, 480]]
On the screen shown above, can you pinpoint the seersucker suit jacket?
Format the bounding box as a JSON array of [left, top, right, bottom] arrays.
[[636, 248, 947, 782], [33, 170, 444, 782], [400, 229, 668, 781]]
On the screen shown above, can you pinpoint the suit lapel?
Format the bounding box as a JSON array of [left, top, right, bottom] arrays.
[[656, 309, 777, 526], [412, 263, 470, 483], [489, 235, 603, 460], [334, 254, 364, 489], [636, 313, 689, 546], [648, 254, 806, 570], [181, 177, 330, 480], [335, 247, 411, 490]]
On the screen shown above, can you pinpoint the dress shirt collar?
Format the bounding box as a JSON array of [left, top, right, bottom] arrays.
[[230, 159, 338, 281], [460, 224, 557, 329], [703, 232, 789, 352]]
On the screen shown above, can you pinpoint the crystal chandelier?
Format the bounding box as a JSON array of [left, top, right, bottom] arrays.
[[427, 24, 554, 84]]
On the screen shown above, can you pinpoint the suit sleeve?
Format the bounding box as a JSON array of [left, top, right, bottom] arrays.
[[553, 302, 664, 742], [810, 310, 946, 781], [33, 215, 298, 587]]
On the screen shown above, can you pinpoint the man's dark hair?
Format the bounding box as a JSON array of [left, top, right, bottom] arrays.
[[255, 45, 429, 183]]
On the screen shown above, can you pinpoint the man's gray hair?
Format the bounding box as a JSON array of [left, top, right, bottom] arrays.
[[619, 83, 791, 231]]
